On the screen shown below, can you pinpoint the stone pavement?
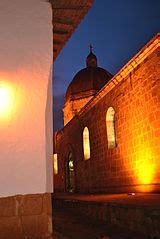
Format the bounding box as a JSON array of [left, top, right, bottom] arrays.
[[53, 193, 160, 239], [53, 207, 142, 239], [53, 192, 160, 206]]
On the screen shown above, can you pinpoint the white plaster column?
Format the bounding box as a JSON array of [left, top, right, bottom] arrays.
[[0, 0, 53, 197]]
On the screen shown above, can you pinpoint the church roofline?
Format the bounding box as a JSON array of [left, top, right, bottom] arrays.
[[57, 33, 160, 135], [77, 32, 160, 117]]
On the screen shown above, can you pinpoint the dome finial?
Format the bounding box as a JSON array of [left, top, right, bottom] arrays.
[[86, 44, 97, 67], [89, 44, 93, 53]]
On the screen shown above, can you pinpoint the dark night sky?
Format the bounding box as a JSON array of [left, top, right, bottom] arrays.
[[53, 0, 160, 131]]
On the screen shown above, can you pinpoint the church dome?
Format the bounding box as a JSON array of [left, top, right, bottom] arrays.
[[65, 48, 112, 102], [65, 67, 112, 101], [63, 47, 113, 125]]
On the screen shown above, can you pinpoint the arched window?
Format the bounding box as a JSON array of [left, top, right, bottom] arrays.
[[83, 127, 90, 160], [66, 152, 75, 192], [106, 107, 116, 148], [53, 153, 58, 175], [68, 152, 74, 172]]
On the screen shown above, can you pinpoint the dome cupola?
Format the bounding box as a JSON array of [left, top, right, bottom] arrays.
[[86, 45, 97, 67], [63, 47, 113, 125]]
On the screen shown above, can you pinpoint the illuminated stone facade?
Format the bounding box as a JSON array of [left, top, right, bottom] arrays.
[[54, 33, 160, 194]]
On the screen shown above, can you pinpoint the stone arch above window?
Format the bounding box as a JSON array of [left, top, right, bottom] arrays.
[[83, 127, 90, 160], [106, 107, 116, 148]]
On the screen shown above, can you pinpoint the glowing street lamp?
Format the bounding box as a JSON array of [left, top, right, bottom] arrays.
[[0, 84, 13, 119]]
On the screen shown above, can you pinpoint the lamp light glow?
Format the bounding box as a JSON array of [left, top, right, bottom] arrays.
[[134, 145, 155, 192], [0, 84, 13, 118], [137, 160, 155, 185]]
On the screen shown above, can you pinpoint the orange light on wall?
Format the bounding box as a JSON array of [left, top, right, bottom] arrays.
[[0, 83, 13, 119], [137, 161, 155, 185], [134, 145, 155, 191]]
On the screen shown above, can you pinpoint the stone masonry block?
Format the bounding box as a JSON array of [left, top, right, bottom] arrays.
[[0, 196, 17, 217], [0, 217, 22, 239], [19, 194, 43, 216]]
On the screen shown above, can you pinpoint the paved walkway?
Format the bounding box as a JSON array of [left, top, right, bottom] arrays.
[[53, 207, 142, 239], [54, 192, 160, 207], [53, 193, 160, 239]]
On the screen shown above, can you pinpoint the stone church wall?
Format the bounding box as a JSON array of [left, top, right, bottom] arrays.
[[63, 95, 93, 125], [55, 46, 160, 194]]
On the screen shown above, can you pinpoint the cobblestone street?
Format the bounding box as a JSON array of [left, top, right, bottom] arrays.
[[53, 208, 142, 239]]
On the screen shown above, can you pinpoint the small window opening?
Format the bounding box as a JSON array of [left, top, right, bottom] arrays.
[[53, 153, 58, 175], [106, 107, 116, 148], [83, 127, 90, 160]]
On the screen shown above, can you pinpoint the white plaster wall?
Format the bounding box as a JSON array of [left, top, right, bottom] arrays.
[[0, 0, 53, 197]]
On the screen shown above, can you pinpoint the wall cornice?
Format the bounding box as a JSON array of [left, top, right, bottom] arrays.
[[78, 33, 160, 118]]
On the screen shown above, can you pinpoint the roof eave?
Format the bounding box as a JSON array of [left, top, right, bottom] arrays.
[[50, 0, 94, 61]]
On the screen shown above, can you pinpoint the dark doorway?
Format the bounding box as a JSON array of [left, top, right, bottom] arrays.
[[66, 152, 75, 192]]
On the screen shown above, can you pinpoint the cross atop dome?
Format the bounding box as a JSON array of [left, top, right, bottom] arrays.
[[89, 44, 93, 53], [86, 44, 97, 67]]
